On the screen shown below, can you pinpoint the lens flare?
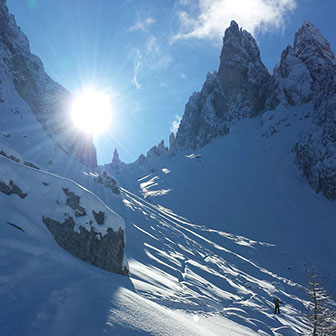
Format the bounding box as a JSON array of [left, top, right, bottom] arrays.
[[71, 88, 112, 135]]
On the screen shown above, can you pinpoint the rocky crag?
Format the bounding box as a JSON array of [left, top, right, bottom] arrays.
[[172, 21, 336, 200], [172, 21, 271, 151]]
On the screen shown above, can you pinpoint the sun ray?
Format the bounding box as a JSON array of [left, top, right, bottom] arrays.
[[71, 88, 112, 135]]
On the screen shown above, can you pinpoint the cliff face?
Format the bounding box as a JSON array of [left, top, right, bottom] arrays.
[[0, 0, 97, 168], [264, 22, 336, 199], [173, 21, 271, 151], [172, 20, 336, 200]]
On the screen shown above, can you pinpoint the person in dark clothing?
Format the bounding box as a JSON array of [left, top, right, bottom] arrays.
[[273, 298, 282, 314]]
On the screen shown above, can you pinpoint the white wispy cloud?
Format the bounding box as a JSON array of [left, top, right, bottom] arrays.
[[132, 50, 142, 89], [170, 115, 182, 133], [131, 38, 172, 89], [173, 0, 297, 41], [146, 36, 172, 70], [129, 18, 155, 32]]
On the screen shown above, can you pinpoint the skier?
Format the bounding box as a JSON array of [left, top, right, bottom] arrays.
[[273, 298, 282, 314]]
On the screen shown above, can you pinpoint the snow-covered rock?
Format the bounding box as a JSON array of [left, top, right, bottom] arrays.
[[102, 148, 126, 171], [147, 139, 168, 158], [172, 20, 336, 200], [0, 0, 97, 168], [0, 0, 129, 275], [172, 21, 271, 151], [263, 21, 336, 199], [0, 155, 128, 275], [134, 139, 169, 165]]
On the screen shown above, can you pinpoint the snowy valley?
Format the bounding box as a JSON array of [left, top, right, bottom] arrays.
[[1, 0, 336, 335]]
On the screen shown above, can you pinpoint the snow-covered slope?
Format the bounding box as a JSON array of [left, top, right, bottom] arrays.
[[0, 0, 96, 168], [8, 115, 333, 335], [0, 0, 128, 277], [264, 21, 336, 200], [1, 2, 335, 334], [172, 21, 336, 200], [0, 155, 128, 273]]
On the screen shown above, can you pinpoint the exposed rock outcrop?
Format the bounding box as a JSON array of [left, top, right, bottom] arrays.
[[171, 20, 336, 200], [43, 216, 128, 275], [102, 148, 126, 171], [95, 171, 121, 195], [264, 22, 336, 199], [172, 21, 271, 151], [135, 140, 168, 164], [147, 140, 168, 158], [0, 179, 27, 198], [63, 188, 86, 217]]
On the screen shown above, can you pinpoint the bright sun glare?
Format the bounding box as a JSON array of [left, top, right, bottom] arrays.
[[71, 88, 112, 135]]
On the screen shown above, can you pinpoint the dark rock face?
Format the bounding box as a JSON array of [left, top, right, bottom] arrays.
[[96, 172, 120, 195], [43, 216, 128, 275], [173, 21, 271, 151], [273, 22, 336, 199], [266, 46, 313, 109], [0, 179, 27, 199], [62, 188, 86, 217], [0, 1, 97, 168], [92, 210, 105, 225], [23, 161, 40, 170]]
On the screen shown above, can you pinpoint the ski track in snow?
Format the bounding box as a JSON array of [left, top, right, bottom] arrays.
[[1, 117, 335, 335], [120, 186, 310, 335]]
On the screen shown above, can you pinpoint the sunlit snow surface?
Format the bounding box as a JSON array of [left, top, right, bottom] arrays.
[[1, 115, 336, 335]]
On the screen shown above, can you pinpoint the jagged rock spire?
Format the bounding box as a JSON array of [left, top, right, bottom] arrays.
[[109, 148, 125, 169], [112, 148, 121, 165], [294, 21, 335, 92], [172, 21, 270, 151], [263, 21, 336, 199]]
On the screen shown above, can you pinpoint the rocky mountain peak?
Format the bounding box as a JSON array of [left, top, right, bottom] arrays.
[[219, 20, 261, 78], [261, 21, 336, 200], [265, 21, 336, 110], [294, 21, 335, 84], [111, 148, 125, 168], [172, 21, 270, 151]]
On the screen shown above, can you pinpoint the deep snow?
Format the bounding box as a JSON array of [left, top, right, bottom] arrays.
[[2, 112, 335, 335]]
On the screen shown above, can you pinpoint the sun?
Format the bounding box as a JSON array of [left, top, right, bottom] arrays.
[[71, 88, 112, 135]]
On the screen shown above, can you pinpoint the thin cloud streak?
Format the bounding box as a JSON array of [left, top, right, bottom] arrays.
[[129, 18, 155, 32], [173, 0, 297, 42], [132, 50, 142, 89]]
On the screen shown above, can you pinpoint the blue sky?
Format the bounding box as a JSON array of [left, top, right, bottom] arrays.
[[6, 0, 336, 164]]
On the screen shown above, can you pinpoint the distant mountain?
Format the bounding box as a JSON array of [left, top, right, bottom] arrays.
[[172, 21, 336, 200]]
